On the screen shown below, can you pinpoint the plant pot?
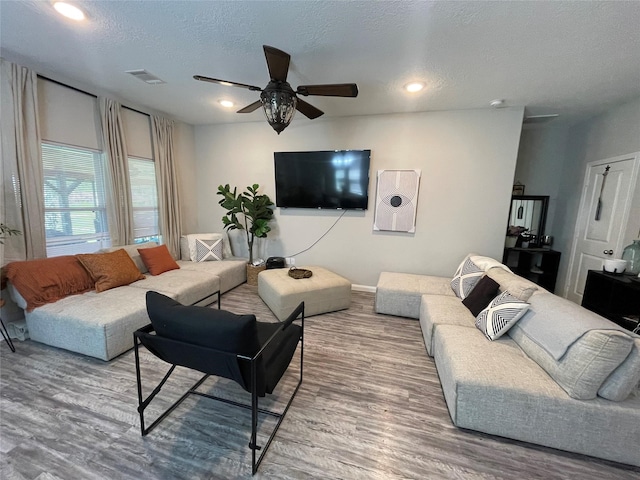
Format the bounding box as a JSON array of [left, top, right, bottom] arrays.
[[246, 264, 266, 286], [505, 236, 517, 248]]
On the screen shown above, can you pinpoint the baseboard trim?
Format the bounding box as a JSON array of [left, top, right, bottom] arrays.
[[352, 284, 376, 293]]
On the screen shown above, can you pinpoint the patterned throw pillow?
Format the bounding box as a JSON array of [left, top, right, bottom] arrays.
[[450, 257, 484, 299], [475, 291, 530, 340], [195, 238, 223, 262]]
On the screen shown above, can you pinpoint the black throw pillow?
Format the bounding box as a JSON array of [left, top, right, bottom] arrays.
[[461, 275, 500, 317], [145, 291, 260, 356]]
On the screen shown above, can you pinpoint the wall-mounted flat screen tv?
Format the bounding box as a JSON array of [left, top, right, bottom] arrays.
[[274, 150, 371, 210]]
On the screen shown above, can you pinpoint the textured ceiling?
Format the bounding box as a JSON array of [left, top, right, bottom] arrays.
[[1, 1, 639, 127]]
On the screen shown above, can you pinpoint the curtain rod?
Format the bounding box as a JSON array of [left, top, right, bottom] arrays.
[[37, 74, 150, 117]]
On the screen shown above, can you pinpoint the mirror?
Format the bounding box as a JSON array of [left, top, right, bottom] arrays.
[[507, 195, 549, 239]]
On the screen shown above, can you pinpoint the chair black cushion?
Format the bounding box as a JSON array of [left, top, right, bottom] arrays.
[[143, 291, 301, 396], [146, 291, 260, 356], [256, 321, 302, 394]]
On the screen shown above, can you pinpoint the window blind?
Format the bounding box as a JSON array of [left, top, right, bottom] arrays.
[[42, 142, 111, 256], [128, 156, 160, 243]]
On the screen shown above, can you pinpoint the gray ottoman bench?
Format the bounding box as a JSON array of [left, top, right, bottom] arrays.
[[258, 266, 351, 321]]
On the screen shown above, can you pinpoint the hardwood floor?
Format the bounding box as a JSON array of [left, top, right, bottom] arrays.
[[1, 285, 639, 479]]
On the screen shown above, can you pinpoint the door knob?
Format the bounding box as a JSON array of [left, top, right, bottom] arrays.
[[603, 250, 613, 255]]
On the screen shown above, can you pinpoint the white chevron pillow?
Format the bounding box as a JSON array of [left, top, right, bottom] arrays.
[[475, 291, 530, 340], [195, 238, 223, 262], [450, 256, 483, 299]]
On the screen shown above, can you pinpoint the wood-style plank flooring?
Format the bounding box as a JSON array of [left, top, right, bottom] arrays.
[[1, 285, 639, 479]]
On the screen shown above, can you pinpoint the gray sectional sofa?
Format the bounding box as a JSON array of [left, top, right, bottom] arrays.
[[8, 239, 247, 361], [375, 255, 640, 467]]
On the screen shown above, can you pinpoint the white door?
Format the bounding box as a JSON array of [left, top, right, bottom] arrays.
[[565, 153, 639, 304]]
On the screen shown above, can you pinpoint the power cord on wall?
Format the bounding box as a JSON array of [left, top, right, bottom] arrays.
[[286, 209, 348, 257]]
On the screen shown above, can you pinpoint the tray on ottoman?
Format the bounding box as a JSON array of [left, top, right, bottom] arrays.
[[258, 266, 351, 321]]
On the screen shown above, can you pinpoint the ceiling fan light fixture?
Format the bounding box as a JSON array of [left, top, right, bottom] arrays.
[[261, 89, 297, 134], [53, 2, 85, 21]]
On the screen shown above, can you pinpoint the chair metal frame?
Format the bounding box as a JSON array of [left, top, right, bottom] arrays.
[[133, 302, 304, 475]]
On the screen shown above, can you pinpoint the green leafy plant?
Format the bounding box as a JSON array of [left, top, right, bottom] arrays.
[[0, 223, 22, 245], [217, 184, 274, 264]]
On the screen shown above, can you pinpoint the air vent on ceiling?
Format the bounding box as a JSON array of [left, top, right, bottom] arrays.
[[523, 114, 559, 125], [125, 69, 165, 85]]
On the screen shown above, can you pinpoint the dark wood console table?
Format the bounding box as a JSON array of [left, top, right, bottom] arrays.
[[582, 270, 640, 332], [502, 248, 561, 292]]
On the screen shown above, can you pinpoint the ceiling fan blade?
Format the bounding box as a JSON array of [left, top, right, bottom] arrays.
[[237, 101, 263, 114], [193, 75, 262, 91], [263, 45, 290, 82], [296, 98, 324, 119], [296, 83, 358, 97]]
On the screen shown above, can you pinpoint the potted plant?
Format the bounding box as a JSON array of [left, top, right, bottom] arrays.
[[0, 223, 21, 245], [217, 184, 274, 285]]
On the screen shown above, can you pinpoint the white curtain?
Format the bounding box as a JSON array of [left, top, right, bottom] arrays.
[[99, 97, 133, 246], [0, 59, 46, 262], [151, 116, 182, 258]]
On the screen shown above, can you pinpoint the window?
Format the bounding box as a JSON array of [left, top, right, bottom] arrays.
[[42, 142, 110, 256], [128, 157, 160, 244]]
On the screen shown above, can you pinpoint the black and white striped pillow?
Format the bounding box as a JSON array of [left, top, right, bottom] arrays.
[[450, 257, 483, 299], [475, 291, 530, 340], [195, 238, 223, 262]]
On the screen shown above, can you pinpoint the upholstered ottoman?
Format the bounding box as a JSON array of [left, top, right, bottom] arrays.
[[258, 266, 351, 321]]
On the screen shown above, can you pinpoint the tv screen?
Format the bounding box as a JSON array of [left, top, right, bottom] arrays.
[[274, 150, 371, 210]]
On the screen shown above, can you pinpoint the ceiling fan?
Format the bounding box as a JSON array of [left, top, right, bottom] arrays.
[[194, 45, 358, 134]]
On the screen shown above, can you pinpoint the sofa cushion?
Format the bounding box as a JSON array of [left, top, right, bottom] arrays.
[[486, 267, 538, 301], [177, 259, 247, 294], [432, 324, 640, 467], [24, 286, 151, 361], [515, 291, 632, 360], [450, 256, 483, 300], [77, 249, 145, 293], [129, 269, 220, 306], [5, 256, 94, 311], [100, 241, 157, 274], [509, 326, 633, 400], [419, 294, 475, 356], [598, 337, 640, 401], [462, 275, 499, 316], [376, 272, 455, 319], [475, 291, 529, 340], [138, 244, 180, 275]]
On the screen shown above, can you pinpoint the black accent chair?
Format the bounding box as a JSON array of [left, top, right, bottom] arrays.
[[134, 291, 304, 475]]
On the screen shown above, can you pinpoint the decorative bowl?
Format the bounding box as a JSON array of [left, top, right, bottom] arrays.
[[603, 259, 627, 274]]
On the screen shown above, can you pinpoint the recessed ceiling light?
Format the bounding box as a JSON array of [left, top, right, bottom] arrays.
[[219, 100, 234, 108], [53, 2, 86, 21], [404, 82, 425, 93]]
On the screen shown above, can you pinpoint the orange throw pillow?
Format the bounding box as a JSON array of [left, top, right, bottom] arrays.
[[77, 249, 145, 292], [4, 256, 94, 311], [138, 244, 180, 276]]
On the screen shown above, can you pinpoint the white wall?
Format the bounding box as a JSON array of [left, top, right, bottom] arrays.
[[552, 97, 640, 293], [192, 107, 524, 286], [514, 125, 570, 232]]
